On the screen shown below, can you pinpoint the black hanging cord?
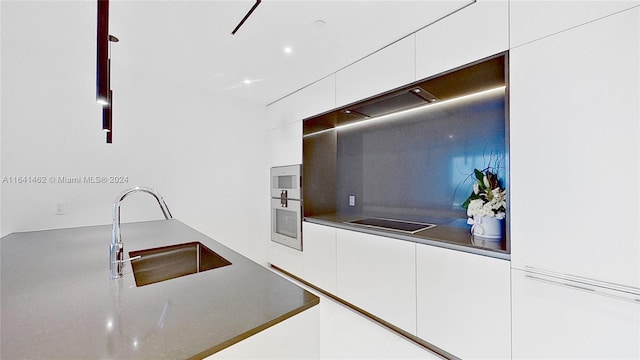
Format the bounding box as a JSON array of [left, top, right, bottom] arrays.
[[231, 0, 261, 35]]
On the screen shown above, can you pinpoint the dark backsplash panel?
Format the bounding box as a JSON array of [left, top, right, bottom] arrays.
[[303, 130, 338, 217], [334, 93, 506, 223]]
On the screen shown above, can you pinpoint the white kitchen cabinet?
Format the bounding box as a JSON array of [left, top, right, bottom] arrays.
[[269, 222, 337, 285], [302, 221, 337, 293], [336, 229, 417, 334], [416, 244, 511, 359], [510, 0, 640, 48], [266, 93, 297, 131], [266, 74, 335, 173], [512, 268, 640, 359], [266, 119, 302, 167], [415, 0, 508, 80], [335, 35, 415, 108], [296, 74, 336, 121], [207, 305, 320, 359], [509, 8, 640, 288], [266, 74, 336, 164], [269, 241, 304, 278], [266, 74, 336, 131]]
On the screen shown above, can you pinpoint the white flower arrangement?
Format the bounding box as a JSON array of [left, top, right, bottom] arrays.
[[461, 169, 506, 219]]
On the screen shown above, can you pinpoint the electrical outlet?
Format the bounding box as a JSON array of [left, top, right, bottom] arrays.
[[348, 195, 356, 207], [54, 201, 67, 215]]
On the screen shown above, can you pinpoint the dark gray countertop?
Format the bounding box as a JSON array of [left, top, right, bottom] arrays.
[[0, 219, 319, 359], [305, 213, 509, 260]]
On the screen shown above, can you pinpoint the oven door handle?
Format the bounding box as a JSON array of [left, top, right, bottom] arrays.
[[280, 190, 288, 207]]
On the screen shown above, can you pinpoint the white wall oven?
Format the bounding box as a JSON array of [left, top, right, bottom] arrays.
[[270, 165, 302, 251]]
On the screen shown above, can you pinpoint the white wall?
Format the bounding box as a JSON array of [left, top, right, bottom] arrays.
[[0, 1, 269, 264]]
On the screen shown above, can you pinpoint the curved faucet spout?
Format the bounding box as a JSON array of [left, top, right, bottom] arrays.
[[110, 186, 173, 280]]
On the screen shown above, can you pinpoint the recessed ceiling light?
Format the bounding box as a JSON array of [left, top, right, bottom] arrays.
[[313, 19, 325, 28], [243, 79, 252, 85], [284, 46, 293, 54]]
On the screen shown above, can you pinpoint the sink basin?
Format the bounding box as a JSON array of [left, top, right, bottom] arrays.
[[129, 241, 231, 287]]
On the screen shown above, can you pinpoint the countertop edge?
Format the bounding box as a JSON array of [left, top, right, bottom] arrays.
[[189, 294, 320, 360], [304, 216, 511, 261]]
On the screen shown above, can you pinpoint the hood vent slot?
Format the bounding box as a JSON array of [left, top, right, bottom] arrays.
[[344, 87, 438, 118]]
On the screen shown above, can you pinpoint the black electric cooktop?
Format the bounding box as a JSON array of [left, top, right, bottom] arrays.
[[348, 218, 436, 234]]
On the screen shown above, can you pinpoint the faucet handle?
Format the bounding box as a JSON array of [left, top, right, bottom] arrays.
[[109, 254, 141, 280], [114, 255, 141, 264]]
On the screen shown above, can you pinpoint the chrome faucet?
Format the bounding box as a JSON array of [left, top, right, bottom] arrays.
[[110, 186, 173, 279]]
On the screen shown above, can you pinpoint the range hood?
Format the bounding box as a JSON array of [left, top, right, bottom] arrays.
[[342, 87, 439, 118]]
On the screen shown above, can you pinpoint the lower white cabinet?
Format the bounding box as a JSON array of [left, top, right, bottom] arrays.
[[302, 222, 337, 293], [270, 222, 338, 294], [207, 306, 320, 359], [269, 241, 304, 277], [274, 225, 515, 357], [336, 229, 417, 334], [416, 244, 511, 359], [512, 268, 640, 359]]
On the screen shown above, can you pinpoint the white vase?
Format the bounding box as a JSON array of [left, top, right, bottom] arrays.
[[468, 216, 503, 240]]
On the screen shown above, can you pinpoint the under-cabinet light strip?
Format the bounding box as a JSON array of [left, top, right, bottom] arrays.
[[303, 85, 506, 138]]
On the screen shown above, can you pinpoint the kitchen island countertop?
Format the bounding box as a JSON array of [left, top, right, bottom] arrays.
[[0, 219, 319, 359]]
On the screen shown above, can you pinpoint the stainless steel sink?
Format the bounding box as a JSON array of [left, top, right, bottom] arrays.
[[129, 241, 231, 287]]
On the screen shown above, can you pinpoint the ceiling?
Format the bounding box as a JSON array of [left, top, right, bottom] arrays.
[[109, 0, 472, 106]]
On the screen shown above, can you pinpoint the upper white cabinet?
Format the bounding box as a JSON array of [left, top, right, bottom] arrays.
[[266, 74, 335, 131], [266, 119, 302, 167], [296, 74, 336, 121], [512, 269, 640, 359], [335, 36, 415, 108], [509, 8, 640, 288], [415, 0, 508, 80], [510, 0, 640, 48], [302, 222, 337, 293], [416, 244, 511, 359], [336, 229, 417, 334], [266, 75, 335, 167]]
